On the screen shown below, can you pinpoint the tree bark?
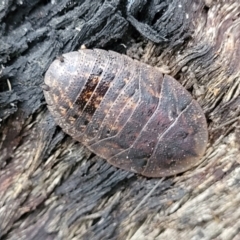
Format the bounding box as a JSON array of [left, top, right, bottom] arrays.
[[0, 0, 240, 239]]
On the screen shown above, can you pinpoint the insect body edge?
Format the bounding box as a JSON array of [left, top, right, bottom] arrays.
[[43, 49, 208, 178]]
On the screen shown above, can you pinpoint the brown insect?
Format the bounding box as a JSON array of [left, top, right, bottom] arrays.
[[43, 49, 208, 178]]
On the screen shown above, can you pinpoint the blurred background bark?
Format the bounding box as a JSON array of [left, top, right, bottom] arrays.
[[0, 0, 239, 239]]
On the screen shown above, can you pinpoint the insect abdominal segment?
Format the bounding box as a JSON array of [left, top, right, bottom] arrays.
[[43, 49, 208, 178]]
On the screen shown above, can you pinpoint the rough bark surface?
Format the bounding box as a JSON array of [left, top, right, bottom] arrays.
[[0, 0, 239, 239]]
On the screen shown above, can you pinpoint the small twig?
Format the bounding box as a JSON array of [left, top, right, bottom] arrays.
[[212, 116, 240, 130], [7, 79, 12, 91], [130, 178, 165, 217]]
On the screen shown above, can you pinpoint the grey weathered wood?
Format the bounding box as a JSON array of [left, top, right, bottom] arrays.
[[0, 0, 240, 239]]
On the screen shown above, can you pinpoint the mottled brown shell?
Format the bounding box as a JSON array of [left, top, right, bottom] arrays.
[[43, 49, 208, 178]]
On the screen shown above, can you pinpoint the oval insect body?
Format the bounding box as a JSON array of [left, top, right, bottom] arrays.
[[43, 49, 208, 178]]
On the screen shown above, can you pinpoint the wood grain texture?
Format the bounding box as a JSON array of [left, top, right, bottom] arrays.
[[0, 0, 240, 239]]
